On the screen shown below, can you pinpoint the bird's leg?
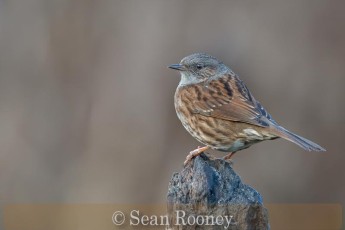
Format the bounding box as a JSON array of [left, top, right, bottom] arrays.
[[184, 146, 209, 165], [223, 151, 236, 161]]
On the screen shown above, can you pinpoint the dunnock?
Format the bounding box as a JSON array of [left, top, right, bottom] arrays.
[[169, 53, 325, 165]]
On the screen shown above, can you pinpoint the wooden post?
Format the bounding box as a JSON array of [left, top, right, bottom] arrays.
[[167, 153, 269, 230]]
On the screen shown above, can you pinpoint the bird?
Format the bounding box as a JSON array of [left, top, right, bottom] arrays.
[[168, 53, 325, 165]]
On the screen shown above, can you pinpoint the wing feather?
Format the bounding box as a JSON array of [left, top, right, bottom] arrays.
[[192, 74, 274, 127]]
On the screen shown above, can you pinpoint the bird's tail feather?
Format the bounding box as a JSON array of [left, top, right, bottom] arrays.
[[272, 126, 326, 152]]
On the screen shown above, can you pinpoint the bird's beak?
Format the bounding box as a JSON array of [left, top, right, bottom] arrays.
[[168, 63, 185, 71]]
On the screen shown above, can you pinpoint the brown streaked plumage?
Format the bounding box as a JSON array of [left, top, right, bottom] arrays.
[[169, 53, 325, 165]]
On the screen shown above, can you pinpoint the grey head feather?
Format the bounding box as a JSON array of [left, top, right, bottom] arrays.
[[178, 53, 232, 86]]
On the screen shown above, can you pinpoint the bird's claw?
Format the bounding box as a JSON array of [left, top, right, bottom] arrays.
[[184, 146, 209, 165]]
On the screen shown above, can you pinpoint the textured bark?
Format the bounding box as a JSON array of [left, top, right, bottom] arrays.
[[167, 153, 269, 230]]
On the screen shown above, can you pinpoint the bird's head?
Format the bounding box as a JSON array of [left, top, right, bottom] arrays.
[[169, 53, 229, 86]]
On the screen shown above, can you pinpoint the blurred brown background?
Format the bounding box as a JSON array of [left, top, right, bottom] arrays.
[[0, 0, 344, 226]]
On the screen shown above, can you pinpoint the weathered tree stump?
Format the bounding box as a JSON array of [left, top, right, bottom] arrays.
[[167, 153, 269, 230]]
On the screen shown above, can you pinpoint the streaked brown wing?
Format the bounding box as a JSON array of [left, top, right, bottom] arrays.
[[192, 74, 273, 127]]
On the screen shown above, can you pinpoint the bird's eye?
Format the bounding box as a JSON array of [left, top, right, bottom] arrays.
[[196, 64, 204, 70]]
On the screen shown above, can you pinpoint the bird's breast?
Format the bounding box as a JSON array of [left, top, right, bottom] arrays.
[[174, 86, 198, 136], [174, 85, 236, 148]]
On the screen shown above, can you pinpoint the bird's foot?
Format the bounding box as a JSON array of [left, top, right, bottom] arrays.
[[184, 146, 209, 165], [223, 152, 236, 164]]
